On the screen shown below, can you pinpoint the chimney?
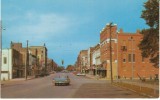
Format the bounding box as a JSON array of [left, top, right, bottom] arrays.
[[119, 28, 123, 33], [136, 29, 140, 34]]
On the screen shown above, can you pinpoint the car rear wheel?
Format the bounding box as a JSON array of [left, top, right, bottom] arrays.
[[55, 83, 58, 86]]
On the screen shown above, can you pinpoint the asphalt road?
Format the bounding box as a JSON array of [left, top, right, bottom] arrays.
[[1, 72, 147, 98]]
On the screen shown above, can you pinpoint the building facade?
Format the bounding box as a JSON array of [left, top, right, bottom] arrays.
[[77, 50, 88, 73], [117, 29, 159, 79], [91, 44, 105, 77], [47, 58, 58, 73], [1, 48, 23, 80], [100, 24, 159, 79], [87, 47, 94, 74], [100, 24, 118, 79], [29, 45, 48, 74], [10, 42, 48, 76]]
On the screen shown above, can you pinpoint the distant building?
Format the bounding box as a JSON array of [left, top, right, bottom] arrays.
[[29, 45, 48, 74], [77, 50, 88, 73], [47, 58, 58, 73], [87, 47, 94, 74], [91, 44, 104, 77]]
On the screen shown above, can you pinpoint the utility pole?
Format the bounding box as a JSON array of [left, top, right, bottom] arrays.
[[0, 21, 5, 76], [131, 36, 134, 80], [25, 40, 29, 80], [0, 21, 2, 75], [109, 22, 113, 83], [35, 48, 38, 74]]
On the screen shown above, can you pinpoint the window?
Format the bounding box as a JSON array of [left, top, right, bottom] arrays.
[[133, 54, 135, 62], [3, 57, 7, 64], [128, 54, 135, 62], [128, 54, 131, 62], [123, 54, 126, 63], [121, 46, 127, 51], [123, 59, 126, 62], [142, 57, 144, 62]]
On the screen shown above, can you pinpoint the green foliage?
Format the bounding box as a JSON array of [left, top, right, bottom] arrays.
[[55, 66, 65, 72], [141, 0, 159, 29], [66, 65, 75, 71], [139, 0, 159, 67]]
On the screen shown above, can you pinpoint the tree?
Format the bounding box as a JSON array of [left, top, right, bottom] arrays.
[[139, 0, 159, 67], [66, 65, 75, 71], [55, 66, 64, 72]]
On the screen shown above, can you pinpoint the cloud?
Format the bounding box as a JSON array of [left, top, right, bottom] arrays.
[[10, 12, 74, 38]]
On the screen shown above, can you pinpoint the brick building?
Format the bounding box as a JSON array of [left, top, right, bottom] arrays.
[[10, 42, 48, 76], [77, 50, 88, 73], [100, 24, 159, 79], [47, 58, 58, 73], [10, 42, 28, 77], [118, 29, 159, 79], [100, 24, 118, 79], [29, 45, 48, 74]]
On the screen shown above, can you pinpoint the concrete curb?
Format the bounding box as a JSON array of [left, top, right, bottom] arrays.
[[112, 83, 158, 98]]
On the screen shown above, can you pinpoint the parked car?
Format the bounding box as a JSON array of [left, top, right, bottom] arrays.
[[53, 76, 70, 86], [76, 73, 86, 76]]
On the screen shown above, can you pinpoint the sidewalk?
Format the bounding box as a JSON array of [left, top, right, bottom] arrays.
[[1, 76, 35, 85], [85, 74, 159, 97], [113, 80, 159, 98], [86, 74, 159, 89], [85, 74, 107, 80]]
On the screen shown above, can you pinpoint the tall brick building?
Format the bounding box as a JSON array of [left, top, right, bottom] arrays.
[[29, 45, 48, 74], [100, 24, 159, 79]]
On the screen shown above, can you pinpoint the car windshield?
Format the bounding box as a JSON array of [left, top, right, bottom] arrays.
[[54, 76, 69, 80]]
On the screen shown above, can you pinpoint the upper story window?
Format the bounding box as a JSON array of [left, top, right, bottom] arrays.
[[128, 54, 135, 62], [123, 54, 126, 63], [142, 57, 144, 62], [121, 46, 127, 51], [3, 57, 7, 64]]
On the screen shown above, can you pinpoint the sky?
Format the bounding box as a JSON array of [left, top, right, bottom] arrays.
[[1, 0, 148, 67]]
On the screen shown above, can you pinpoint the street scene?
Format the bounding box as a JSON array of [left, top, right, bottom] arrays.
[[0, 0, 159, 99], [1, 72, 148, 98]]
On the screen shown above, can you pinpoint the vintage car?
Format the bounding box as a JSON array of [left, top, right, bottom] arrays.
[[53, 76, 70, 86], [76, 73, 86, 76]]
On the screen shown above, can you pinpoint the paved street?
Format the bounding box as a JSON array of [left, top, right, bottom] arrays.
[[1, 73, 147, 98]]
